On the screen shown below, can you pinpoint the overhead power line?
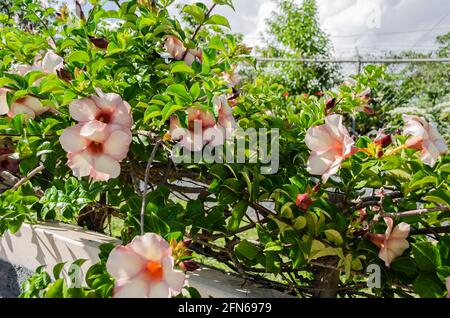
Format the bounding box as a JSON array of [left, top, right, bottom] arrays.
[[325, 26, 450, 38], [255, 57, 450, 63]]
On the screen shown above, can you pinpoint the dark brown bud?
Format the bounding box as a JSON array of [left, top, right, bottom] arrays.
[[88, 36, 109, 49], [56, 68, 72, 82], [180, 260, 200, 272], [326, 98, 336, 110], [375, 133, 392, 148]]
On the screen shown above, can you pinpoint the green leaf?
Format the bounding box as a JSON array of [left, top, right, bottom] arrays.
[[67, 51, 90, 64], [424, 189, 450, 207], [412, 242, 441, 272], [235, 240, 260, 260], [44, 279, 65, 298], [189, 82, 201, 100], [390, 257, 418, 276], [52, 262, 66, 280], [324, 229, 344, 246], [206, 14, 231, 28], [227, 200, 249, 231], [171, 62, 195, 76], [413, 273, 446, 298], [182, 4, 206, 23]]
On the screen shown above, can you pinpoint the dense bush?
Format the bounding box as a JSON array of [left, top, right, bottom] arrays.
[[0, 0, 449, 298]]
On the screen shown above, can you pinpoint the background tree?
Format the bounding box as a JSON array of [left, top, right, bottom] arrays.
[[256, 0, 339, 94]]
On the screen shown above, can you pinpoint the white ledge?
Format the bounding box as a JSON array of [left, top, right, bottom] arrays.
[[0, 222, 290, 298]]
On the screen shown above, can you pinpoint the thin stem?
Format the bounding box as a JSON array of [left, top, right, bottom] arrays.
[[140, 140, 162, 235], [32, 11, 56, 49], [384, 206, 450, 218], [12, 164, 45, 191], [181, 3, 217, 60]]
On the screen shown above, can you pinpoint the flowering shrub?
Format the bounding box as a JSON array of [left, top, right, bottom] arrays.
[[1, 0, 450, 299]]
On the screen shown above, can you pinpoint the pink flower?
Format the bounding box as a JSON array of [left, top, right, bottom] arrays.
[[106, 233, 186, 298], [367, 217, 410, 268], [1, 93, 50, 119], [69, 88, 133, 133], [402, 115, 448, 166], [305, 114, 356, 182], [60, 89, 133, 181], [16, 50, 64, 78], [59, 124, 132, 181], [169, 95, 236, 152], [163, 36, 202, 66], [0, 88, 8, 116]]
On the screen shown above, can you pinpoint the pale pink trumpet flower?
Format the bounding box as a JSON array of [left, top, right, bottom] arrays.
[[305, 114, 357, 182], [402, 115, 448, 167], [59, 124, 132, 181], [367, 217, 410, 268], [60, 89, 133, 181], [163, 35, 202, 66], [169, 95, 236, 151], [69, 88, 133, 134], [16, 50, 64, 79], [0, 87, 49, 119], [106, 233, 186, 298]]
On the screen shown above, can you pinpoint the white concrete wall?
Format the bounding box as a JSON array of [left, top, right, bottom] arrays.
[[0, 222, 290, 298]]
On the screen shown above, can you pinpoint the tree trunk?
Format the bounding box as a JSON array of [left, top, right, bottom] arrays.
[[312, 256, 340, 298], [311, 191, 346, 298]]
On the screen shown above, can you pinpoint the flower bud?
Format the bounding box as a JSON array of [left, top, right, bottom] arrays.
[[180, 260, 200, 272], [325, 98, 336, 111], [89, 36, 109, 49], [374, 133, 392, 148], [295, 193, 313, 211], [57, 68, 72, 82]]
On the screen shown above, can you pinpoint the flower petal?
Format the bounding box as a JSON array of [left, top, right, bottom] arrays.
[[59, 125, 89, 153], [421, 139, 441, 167], [79, 120, 109, 143], [403, 115, 429, 139], [378, 246, 395, 268], [111, 101, 133, 129], [0, 89, 9, 115], [161, 256, 186, 293], [103, 129, 132, 161], [306, 150, 338, 177], [390, 222, 410, 240], [8, 104, 35, 119], [106, 245, 146, 284], [383, 217, 394, 238], [92, 88, 123, 111], [130, 233, 171, 263], [324, 114, 348, 141], [113, 273, 150, 298], [203, 125, 225, 147], [305, 125, 335, 153], [90, 154, 121, 181], [41, 51, 64, 74], [18, 97, 49, 116], [69, 98, 99, 122], [148, 281, 170, 298], [67, 150, 93, 177]]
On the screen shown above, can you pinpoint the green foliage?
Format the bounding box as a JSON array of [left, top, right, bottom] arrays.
[[256, 0, 339, 94], [1, 0, 450, 299]]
